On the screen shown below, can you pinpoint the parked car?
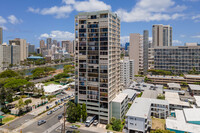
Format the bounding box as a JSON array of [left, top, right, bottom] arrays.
[[38, 120, 46, 126], [47, 111, 53, 115], [53, 108, 58, 112], [93, 120, 98, 126], [59, 105, 63, 108], [58, 115, 62, 120], [70, 125, 78, 129]]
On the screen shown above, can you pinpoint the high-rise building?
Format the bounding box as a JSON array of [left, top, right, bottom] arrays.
[[40, 40, 45, 48], [47, 38, 52, 49], [62, 40, 74, 54], [11, 44, 20, 66], [53, 40, 57, 45], [0, 44, 11, 70], [152, 24, 172, 47], [143, 30, 149, 75], [9, 38, 27, 61], [129, 33, 143, 75], [28, 44, 35, 54], [75, 10, 120, 124], [0, 27, 3, 45]]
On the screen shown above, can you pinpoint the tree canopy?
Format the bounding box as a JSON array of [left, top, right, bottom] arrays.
[[0, 70, 19, 78]]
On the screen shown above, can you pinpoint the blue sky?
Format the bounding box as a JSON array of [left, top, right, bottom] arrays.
[[0, 0, 200, 47]]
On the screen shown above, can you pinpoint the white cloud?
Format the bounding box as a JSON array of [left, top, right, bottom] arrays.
[[39, 30, 74, 41], [8, 15, 23, 24], [121, 36, 129, 45], [116, 0, 186, 22], [28, 7, 40, 13], [191, 35, 200, 38], [173, 40, 182, 45], [62, 0, 75, 4], [40, 6, 73, 18], [28, 0, 111, 18], [28, 6, 73, 19], [74, 0, 111, 12], [0, 16, 7, 24], [192, 14, 200, 22]]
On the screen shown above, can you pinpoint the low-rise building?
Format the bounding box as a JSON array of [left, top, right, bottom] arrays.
[[147, 74, 200, 85], [188, 84, 200, 95], [125, 98, 169, 133], [36, 83, 70, 95], [165, 92, 190, 110], [125, 98, 151, 133], [166, 109, 200, 133], [122, 89, 138, 102], [167, 83, 181, 90], [112, 93, 128, 120]]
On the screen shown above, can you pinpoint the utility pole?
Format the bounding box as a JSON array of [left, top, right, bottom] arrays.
[[63, 104, 66, 133]]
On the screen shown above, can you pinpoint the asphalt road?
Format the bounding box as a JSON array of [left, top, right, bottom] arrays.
[[2, 114, 35, 130], [22, 107, 64, 133], [53, 125, 96, 133]]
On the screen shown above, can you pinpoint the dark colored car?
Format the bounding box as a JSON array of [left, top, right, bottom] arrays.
[[58, 115, 62, 120]]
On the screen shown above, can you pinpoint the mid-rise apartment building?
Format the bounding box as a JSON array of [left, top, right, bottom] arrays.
[[153, 46, 200, 73], [129, 33, 143, 75], [120, 57, 134, 89], [75, 10, 120, 124], [111, 93, 128, 120], [152, 24, 172, 47]]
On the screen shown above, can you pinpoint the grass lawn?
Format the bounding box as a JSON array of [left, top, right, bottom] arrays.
[[152, 117, 165, 130], [2, 115, 16, 124], [44, 81, 60, 86]]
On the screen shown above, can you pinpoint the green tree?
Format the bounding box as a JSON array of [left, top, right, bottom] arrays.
[[66, 101, 77, 122], [0, 70, 18, 78], [112, 119, 121, 131], [76, 103, 82, 121], [24, 99, 32, 107], [82, 103, 87, 122]]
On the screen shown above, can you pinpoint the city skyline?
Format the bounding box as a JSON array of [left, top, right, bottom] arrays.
[[0, 0, 200, 47]]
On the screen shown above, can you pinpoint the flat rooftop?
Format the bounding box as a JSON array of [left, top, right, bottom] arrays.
[[122, 89, 138, 99], [43, 84, 68, 93], [167, 83, 181, 89], [112, 93, 128, 103], [126, 98, 151, 118], [165, 92, 190, 107], [128, 81, 163, 92], [126, 98, 168, 118], [142, 90, 158, 99], [194, 96, 200, 107], [183, 108, 200, 122], [188, 84, 200, 91], [147, 75, 184, 79], [166, 110, 200, 133], [184, 74, 200, 79]]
